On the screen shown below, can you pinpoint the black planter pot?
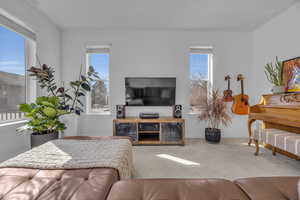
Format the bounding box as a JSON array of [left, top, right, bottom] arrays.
[[205, 128, 221, 143], [31, 131, 59, 148]]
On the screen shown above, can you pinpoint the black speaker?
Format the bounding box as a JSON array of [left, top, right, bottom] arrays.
[[173, 105, 182, 118], [116, 105, 125, 119]]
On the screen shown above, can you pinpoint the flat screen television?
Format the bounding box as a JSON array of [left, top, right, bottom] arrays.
[[125, 77, 176, 106]]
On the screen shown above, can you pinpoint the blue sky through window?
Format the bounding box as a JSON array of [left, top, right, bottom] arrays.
[[90, 53, 109, 80], [0, 26, 25, 75], [190, 54, 208, 80], [89, 53, 109, 91]]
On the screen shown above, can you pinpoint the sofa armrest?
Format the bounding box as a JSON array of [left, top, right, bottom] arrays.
[[234, 176, 300, 200]]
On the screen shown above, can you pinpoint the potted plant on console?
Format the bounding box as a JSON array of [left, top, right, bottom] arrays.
[[264, 57, 284, 94], [198, 89, 231, 143], [17, 64, 100, 148]]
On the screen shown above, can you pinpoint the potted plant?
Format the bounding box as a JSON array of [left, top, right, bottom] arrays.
[[264, 57, 284, 94], [198, 89, 231, 143], [17, 63, 100, 148], [18, 96, 68, 147]]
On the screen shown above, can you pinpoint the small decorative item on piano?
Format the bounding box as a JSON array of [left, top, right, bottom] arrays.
[[231, 74, 250, 115], [264, 57, 284, 94], [282, 57, 300, 93], [223, 75, 233, 102], [198, 89, 231, 143]]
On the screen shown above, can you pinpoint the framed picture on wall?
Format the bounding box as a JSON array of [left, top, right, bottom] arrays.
[[283, 57, 300, 92]]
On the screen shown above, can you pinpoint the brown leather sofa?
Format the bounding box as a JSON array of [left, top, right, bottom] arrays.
[[1, 136, 298, 200], [0, 167, 119, 200], [1, 170, 298, 200], [107, 177, 300, 200]]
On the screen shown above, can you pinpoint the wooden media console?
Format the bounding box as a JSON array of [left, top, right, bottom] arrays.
[[113, 117, 185, 145]]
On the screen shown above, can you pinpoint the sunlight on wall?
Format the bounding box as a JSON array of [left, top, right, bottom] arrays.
[[156, 154, 200, 166]]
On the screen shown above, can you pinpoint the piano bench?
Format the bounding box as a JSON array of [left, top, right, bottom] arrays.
[[253, 128, 300, 159]]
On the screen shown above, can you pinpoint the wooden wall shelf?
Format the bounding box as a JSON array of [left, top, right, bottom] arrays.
[[113, 117, 185, 145]]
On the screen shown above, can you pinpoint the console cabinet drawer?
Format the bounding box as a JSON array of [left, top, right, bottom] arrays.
[[161, 122, 183, 142], [114, 122, 138, 141]]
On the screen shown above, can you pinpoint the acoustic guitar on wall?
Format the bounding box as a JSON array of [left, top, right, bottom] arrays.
[[223, 75, 233, 102], [232, 74, 250, 115]]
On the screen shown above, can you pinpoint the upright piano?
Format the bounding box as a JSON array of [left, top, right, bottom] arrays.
[[248, 93, 300, 148]]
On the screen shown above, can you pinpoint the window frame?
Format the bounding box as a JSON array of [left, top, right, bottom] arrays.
[[85, 47, 111, 115], [189, 47, 214, 114], [0, 19, 36, 124]]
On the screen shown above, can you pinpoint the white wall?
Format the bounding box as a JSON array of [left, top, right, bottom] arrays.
[[252, 2, 300, 102], [0, 0, 61, 161], [0, 122, 30, 161], [62, 29, 254, 138]]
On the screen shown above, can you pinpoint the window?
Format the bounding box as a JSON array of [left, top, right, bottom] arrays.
[[0, 13, 36, 122], [189, 46, 213, 112], [86, 46, 110, 113]]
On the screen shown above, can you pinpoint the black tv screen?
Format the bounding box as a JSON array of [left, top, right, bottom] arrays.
[[125, 77, 176, 106]]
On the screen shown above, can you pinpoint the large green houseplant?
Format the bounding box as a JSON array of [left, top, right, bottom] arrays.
[[264, 57, 284, 93], [18, 63, 100, 147]]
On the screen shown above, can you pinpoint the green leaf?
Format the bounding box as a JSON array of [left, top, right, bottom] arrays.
[[51, 85, 57, 91], [64, 94, 73, 100], [77, 92, 85, 97], [19, 104, 33, 113], [48, 96, 60, 105], [42, 107, 57, 118], [75, 106, 84, 112], [36, 96, 48, 105], [76, 99, 84, 106], [264, 57, 283, 86], [25, 113, 34, 119], [93, 74, 100, 79], [81, 83, 91, 91], [89, 66, 95, 73], [70, 81, 80, 87], [57, 110, 68, 116], [41, 101, 55, 107], [81, 75, 87, 81]]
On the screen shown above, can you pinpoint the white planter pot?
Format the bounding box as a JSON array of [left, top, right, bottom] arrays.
[[61, 114, 79, 137], [271, 86, 285, 94]]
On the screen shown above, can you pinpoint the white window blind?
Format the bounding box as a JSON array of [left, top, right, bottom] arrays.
[[0, 14, 36, 41], [190, 46, 213, 54], [86, 45, 110, 54]]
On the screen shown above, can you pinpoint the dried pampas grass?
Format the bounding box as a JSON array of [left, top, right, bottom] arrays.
[[198, 89, 231, 129]]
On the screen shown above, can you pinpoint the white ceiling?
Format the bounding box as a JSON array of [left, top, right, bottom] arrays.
[[26, 0, 298, 31]]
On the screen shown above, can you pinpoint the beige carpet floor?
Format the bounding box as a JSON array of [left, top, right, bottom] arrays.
[[132, 139, 300, 180]]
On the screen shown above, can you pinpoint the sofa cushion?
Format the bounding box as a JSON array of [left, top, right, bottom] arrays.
[[234, 177, 300, 200], [298, 180, 300, 200], [107, 178, 249, 200], [0, 167, 119, 200]]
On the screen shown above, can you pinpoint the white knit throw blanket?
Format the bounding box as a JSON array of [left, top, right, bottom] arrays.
[[0, 139, 132, 179]]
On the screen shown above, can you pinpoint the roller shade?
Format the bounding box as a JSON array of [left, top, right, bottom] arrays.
[[0, 14, 36, 41], [86, 45, 110, 54], [190, 46, 213, 54]]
